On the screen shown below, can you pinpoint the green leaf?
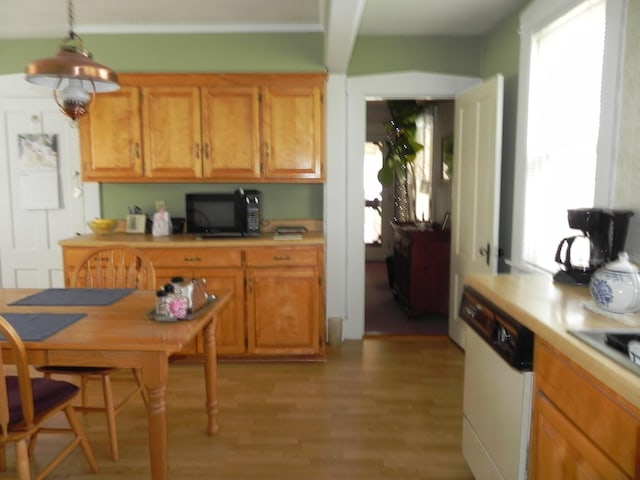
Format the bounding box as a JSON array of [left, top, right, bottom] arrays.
[[377, 99, 427, 187], [377, 165, 394, 186]]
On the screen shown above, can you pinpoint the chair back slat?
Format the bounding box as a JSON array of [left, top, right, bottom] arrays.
[[71, 246, 156, 290], [0, 330, 7, 438], [0, 315, 99, 476], [0, 316, 34, 433]]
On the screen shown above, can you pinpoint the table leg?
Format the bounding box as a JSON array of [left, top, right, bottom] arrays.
[[142, 352, 169, 480], [202, 316, 219, 435]]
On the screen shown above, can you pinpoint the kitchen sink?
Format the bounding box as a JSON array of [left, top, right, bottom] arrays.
[[568, 329, 640, 377]]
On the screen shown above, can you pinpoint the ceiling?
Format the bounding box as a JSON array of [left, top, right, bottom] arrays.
[[1, 0, 528, 72]]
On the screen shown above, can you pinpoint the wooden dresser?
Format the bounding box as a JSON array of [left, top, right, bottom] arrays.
[[391, 223, 450, 317], [59, 232, 325, 359]]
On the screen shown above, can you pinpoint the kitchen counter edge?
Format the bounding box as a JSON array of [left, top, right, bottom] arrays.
[[59, 232, 325, 248]]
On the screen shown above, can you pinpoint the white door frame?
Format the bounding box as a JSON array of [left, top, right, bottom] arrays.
[[326, 72, 480, 340]]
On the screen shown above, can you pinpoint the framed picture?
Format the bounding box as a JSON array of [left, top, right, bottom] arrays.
[[441, 135, 453, 182]]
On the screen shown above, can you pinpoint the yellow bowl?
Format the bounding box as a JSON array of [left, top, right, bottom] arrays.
[[88, 219, 118, 235]]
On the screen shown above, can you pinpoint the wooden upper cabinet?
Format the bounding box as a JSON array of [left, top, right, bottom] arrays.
[[78, 73, 325, 183], [201, 86, 261, 180], [79, 86, 143, 180], [142, 86, 203, 179], [262, 84, 324, 181]]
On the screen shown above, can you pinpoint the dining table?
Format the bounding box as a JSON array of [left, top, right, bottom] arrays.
[[0, 287, 231, 480]]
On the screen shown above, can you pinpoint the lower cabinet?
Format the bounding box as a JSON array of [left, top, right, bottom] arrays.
[[531, 391, 628, 479], [155, 267, 245, 356], [529, 340, 639, 479], [61, 241, 325, 359], [245, 246, 323, 355]]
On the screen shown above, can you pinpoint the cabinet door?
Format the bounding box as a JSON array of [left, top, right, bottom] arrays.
[[408, 236, 450, 315], [155, 268, 246, 356], [392, 234, 411, 306], [262, 85, 323, 181], [529, 391, 629, 480], [246, 267, 320, 355], [534, 340, 639, 477], [142, 86, 202, 179], [392, 227, 451, 316], [201, 86, 261, 180], [79, 86, 143, 180]]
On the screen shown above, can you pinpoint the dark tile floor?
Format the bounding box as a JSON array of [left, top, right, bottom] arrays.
[[365, 261, 448, 336]]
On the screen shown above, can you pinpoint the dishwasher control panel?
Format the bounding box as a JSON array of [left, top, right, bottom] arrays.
[[459, 286, 534, 370]]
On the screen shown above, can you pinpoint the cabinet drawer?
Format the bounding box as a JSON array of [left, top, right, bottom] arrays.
[[244, 247, 318, 267], [535, 340, 640, 477], [63, 248, 92, 269], [145, 248, 242, 268]]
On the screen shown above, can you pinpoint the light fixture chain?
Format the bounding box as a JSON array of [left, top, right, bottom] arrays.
[[24, 0, 119, 122], [67, 0, 75, 37]]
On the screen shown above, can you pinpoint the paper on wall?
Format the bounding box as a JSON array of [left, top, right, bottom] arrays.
[[17, 134, 60, 210]]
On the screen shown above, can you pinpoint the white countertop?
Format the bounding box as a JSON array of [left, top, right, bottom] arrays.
[[465, 273, 640, 410]]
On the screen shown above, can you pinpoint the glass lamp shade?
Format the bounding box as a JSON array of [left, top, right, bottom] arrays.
[[59, 79, 91, 103], [54, 78, 92, 121]]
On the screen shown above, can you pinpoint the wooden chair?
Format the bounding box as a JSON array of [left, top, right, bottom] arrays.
[[36, 245, 155, 461], [0, 314, 98, 479]]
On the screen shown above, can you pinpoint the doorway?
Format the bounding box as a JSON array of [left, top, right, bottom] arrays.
[[363, 98, 454, 336], [325, 71, 480, 340]]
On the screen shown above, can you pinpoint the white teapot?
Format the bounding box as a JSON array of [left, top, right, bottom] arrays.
[[590, 252, 640, 314]]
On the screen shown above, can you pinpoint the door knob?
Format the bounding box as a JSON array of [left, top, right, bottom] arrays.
[[479, 243, 491, 266]]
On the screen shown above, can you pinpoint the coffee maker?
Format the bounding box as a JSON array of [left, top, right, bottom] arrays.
[[554, 208, 633, 285]]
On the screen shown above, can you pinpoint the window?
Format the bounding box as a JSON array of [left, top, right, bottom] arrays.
[[511, 0, 626, 274], [412, 111, 434, 223], [363, 105, 435, 245], [364, 142, 383, 244]]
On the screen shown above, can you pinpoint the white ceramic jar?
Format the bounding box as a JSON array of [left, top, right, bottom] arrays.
[[589, 252, 640, 314]]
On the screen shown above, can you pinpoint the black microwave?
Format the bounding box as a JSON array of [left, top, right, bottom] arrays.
[[185, 189, 261, 237]]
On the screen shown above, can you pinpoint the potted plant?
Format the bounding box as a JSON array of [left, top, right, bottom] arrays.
[[378, 100, 425, 222]]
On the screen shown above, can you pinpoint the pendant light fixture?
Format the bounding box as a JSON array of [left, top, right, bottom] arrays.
[[24, 0, 119, 121]]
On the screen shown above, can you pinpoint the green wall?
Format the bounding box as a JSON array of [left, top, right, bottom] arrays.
[[1, 25, 522, 223], [348, 35, 483, 76], [478, 5, 527, 269], [100, 183, 324, 222], [0, 33, 325, 74], [2, 32, 485, 77]]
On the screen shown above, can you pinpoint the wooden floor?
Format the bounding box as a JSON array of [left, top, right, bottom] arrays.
[[9, 338, 474, 480]]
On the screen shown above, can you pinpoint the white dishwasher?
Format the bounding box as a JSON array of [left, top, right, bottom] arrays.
[[459, 287, 534, 480]]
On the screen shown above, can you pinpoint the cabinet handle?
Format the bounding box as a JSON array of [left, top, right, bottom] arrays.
[[273, 255, 291, 261], [183, 256, 202, 262], [131, 142, 141, 159], [247, 278, 254, 293], [464, 305, 477, 318], [194, 143, 200, 159], [203, 143, 210, 159], [264, 142, 270, 160]]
